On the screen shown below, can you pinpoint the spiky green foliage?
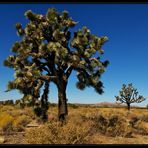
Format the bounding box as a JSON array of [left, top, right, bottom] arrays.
[[115, 83, 146, 110], [4, 8, 109, 121]]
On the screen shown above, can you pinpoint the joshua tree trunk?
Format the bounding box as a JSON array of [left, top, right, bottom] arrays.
[[40, 81, 49, 122], [127, 102, 130, 110], [57, 79, 68, 122]]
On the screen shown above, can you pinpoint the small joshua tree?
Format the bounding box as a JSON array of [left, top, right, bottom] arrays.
[[115, 83, 146, 110]]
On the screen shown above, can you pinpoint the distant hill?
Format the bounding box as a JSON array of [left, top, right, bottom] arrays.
[[66, 102, 125, 108], [90, 102, 126, 108], [69, 102, 146, 109], [46, 101, 146, 109], [96, 102, 146, 109]]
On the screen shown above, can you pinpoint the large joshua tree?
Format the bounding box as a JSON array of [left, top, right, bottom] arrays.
[[4, 8, 109, 122], [115, 83, 146, 110]]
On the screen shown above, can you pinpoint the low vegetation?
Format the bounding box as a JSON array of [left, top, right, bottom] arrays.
[[0, 105, 148, 144], [0, 105, 32, 133]]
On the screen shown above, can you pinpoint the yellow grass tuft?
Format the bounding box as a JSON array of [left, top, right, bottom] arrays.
[[0, 112, 14, 132], [12, 115, 31, 132]]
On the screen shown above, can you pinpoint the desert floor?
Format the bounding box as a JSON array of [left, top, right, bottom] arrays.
[[0, 105, 148, 144]]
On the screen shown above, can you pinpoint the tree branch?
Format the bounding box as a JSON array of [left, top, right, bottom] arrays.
[[74, 67, 90, 77], [65, 65, 73, 79], [46, 51, 57, 76], [41, 66, 50, 74], [130, 89, 138, 103], [120, 96, 127, 103], [38, 75, 56, 81]]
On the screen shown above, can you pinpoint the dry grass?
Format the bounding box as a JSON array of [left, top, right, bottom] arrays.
[[0, 106, 33, 133], [0, 105, 148, 144], [0, 112, 14, 133], [12, 115, 31, 132], [24, 120, 93, 144]]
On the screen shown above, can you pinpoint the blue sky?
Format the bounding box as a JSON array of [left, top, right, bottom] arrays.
[[0, 4, 148, 106]]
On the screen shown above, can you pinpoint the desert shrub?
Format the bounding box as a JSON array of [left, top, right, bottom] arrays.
[[12, 115, 31, 132], [97, 115, 108, 133], [96, 114, 132, 137], [48, 103, 57, 107], [0, 105, 14, 112], [24, 120, 92, 144], [0, 112, 14, 132], [68, 104, 79, 109], [7, 109, 24, 118], [80, 113, 97, 122], [108, 115, 119, 127], [23, 107, 36, 119], [78, 109, 99, 122], [129, 116, 140, 128], [0, 100, 14, 106], [140, 114, 148, 122], [133, 120, 148, 135]]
